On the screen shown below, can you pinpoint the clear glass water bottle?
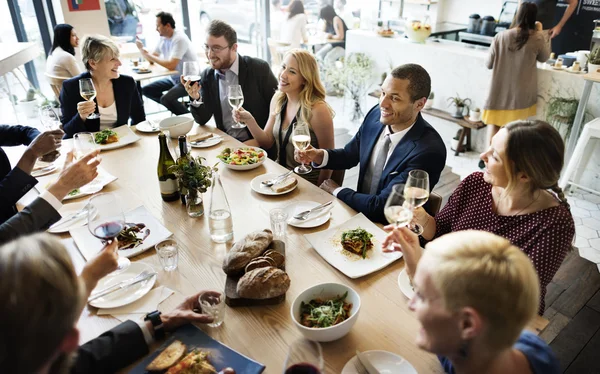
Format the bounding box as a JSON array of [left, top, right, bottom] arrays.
[[208, 172, 234, 243]]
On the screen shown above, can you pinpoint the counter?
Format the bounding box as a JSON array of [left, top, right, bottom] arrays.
[[346, 30, 600, 191]]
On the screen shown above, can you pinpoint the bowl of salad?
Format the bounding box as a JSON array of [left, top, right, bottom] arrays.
[[216, 147, 266, 171], [290, 283, 361, 342]]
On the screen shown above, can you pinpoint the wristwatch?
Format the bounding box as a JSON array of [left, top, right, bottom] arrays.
[[144, 310, 165, 339]]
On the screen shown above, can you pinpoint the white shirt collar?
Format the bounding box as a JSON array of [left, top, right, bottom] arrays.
[[382, 121, 415, 148], [216, 53, 239, 78]]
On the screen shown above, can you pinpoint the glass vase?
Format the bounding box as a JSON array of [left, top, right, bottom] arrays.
[[186, 192, 204, 217]]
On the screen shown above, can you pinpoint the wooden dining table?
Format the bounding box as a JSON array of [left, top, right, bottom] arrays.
[[14, 123, 548, 373]]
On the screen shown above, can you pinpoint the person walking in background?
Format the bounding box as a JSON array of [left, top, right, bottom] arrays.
[[46, 24, 81, 78], [481, 2, 550, 160], [280, 1, 308, 49], [315, 5, 349, 64], [519, 0, 579, 38], [137, 12, 198, 115]]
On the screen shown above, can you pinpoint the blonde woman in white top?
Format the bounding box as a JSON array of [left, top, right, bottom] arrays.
[[280, 0, 308, 49], [46, 24, 81, 78]]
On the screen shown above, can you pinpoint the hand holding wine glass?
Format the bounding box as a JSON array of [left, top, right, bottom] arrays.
[[292, 121, 313, 175], [382, 184, 413, 252], [39, 105, 62, 131], [87, 193, 130, 271], [182, 61, 202, 105], [79, 78, 100, 120], [404, 170, 429, 235], [227, 85, 245, 129], [284, 339, 324, 374]]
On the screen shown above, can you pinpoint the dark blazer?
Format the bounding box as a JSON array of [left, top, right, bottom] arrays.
[[70, 320, 149, 374], [190, 54, 278, 140], [0, 125, 40, 224], [326, 105, 447, 223], [0, 197, 61, 244], [60, 72, 145, 138]]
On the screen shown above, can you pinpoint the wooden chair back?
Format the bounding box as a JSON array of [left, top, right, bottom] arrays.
[[330, 169, 345, 186], [44, 72, 69, 101], [267, 38, 291, 71], [425, 191, 443, 216]]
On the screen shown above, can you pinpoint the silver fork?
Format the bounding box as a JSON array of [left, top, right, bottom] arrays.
[[261, 170, 294, 187], [293, 201, 333, 220], [353, 358, 368, 374]]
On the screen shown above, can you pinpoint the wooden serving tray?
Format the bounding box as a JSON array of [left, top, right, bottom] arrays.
[[224, 240, 286, 307]]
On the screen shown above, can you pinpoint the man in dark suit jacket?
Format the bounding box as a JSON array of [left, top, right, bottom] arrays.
[[182, 20, 277, 144], [0, 125, 63, 224], [297, 64, 447, 224]]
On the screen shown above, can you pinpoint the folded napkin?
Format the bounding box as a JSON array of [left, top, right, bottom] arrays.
[[98, 286, 174, 322]]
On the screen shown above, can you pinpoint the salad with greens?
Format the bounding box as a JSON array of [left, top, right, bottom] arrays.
[[299, 292, 352, 328], [94, 129, 118, 144], [216, 147, 265, 165], [341, 228, 373, 259]]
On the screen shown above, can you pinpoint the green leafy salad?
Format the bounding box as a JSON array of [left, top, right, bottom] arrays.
[[341, 228, 373, 259], [299, 292, 352, 328], [94, 129, 118, 144]]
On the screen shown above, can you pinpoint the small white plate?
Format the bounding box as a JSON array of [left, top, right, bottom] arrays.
[[48, 202, 98, 234], [398, 268, 415, 299], [63, 167, 117, 200], [135, 121, 160, 133], [88, 262, 157, 309], [93, 125, 141, 150], [250, 173, 298, 196], [342, 350, 417, 374], [303, 213, 402, 279], [284, 200, 332, 228], [32, 164, 57, 177], [190, 136, 223, 148]]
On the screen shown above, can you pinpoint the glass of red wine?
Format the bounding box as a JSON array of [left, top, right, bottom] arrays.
[[87, 193, 130, 271], [283, 339, 324, 374]]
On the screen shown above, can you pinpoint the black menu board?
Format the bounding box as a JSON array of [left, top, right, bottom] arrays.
[[552, 0, 600, 54]]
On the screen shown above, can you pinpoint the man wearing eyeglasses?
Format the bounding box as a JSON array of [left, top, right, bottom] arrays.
[[136, 12, 198, 115], [182, 20, 278, 144]]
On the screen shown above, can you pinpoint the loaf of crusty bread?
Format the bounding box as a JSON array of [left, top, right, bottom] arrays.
[[146, 340, 187, 371], [272, 177, 297, 193], [222, 229, 273, 275], [237, 266, 291, 299]]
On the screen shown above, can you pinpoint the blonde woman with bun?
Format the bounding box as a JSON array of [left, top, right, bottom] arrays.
[[384, 228, 560, 374], [233, 48, 334, 185]]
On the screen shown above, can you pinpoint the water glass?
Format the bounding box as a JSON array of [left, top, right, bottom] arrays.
[[73, 132, 96, 160], [156, 239, 179, 272], [199, 291, 225, 327], [270, 208, 288, 240]]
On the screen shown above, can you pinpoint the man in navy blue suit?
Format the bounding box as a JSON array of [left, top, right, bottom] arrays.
[[296, 64, 447, 223]]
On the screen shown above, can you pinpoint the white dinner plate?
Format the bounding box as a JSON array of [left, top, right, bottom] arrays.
[[303, 213, 402, 279], [93, 125, 141, 150], [342, 350, 417, 374], [88, 262, 157, 309], [39, 167, 117, 201], [398, 268, 415, 299], [32, 164, 57, 177], [190, 136, 222, 148], [134, 120, 160, 133], [284, 200, 332, 228], [48, 202, 98, 234], [250, 173, 298, 196]]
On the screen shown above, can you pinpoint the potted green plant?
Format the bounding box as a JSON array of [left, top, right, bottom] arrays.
[[588, 47, 600, 73], [169, 156, 215, 217], [545, 95, 582, 142], [469, 107, 481, 121], [424, 91, 434, 109], [18, 88, 40, 119], [447, 94, 472, 118]]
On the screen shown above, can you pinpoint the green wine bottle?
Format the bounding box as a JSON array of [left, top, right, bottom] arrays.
[[177, 135, 189, 205], [157, 132, 180, 202]]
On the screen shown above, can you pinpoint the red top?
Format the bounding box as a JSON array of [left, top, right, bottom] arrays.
[[433, 172, 575, 314]]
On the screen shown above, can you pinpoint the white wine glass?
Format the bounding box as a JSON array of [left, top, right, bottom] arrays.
[[283, 339, 324, 374], [227, 85, 245, 129], [73, 132, 97, 160], [87, 193, 131, 272], [39, 105, 61, 130], [404, 170, 430, 236], [79, 78, 100, 119], [383, 184, 413, 251], [182, 61, 202, 106], [292, 121, 312, 175]]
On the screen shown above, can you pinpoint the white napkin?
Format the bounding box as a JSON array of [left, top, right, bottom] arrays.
[[97, 286, 174, 321]]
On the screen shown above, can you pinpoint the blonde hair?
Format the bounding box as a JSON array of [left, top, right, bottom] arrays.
[[273, 49, 333, 125], [501, 120, 569, 207], [81, 34, 120, 71], [0, 233, 84, 372], [423, 230, 539, 351]]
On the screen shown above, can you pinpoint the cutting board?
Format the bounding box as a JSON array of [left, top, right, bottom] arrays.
[[224, 240, 286, 307]]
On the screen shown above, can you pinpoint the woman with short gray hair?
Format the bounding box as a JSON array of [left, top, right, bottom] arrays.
[[59, 35, 145, 138]]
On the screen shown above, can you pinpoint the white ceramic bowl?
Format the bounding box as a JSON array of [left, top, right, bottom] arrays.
[[159, 116, 194, 138], [290, 283, 361, 342], [217, 147, 267, 171]]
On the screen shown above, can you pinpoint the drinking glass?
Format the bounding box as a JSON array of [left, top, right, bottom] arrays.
[[73, 132, 96, 160], [156, 239, 179, 271], [227, 85, 245, 129], [182, 61, 202, 106], [292, 121, 312, 175], [283, 339, 324, 374], [269, 208, 288, 241], [87, 193, 131, 271], [383, 184, 413, 252], [39, 105, 61, 130], [79, 78, 100, 119], [199, 291, 226, 327], [404, 170, 430, 236]]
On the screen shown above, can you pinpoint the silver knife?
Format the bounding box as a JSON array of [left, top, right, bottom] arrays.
[[88, 271, 156, 302], [293, 200, 334, 220], [356, 350, 380, 374]]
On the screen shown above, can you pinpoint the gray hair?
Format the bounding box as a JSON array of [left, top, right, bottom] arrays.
[[81, 34, 120, 71], [0, 233, 84, 373]]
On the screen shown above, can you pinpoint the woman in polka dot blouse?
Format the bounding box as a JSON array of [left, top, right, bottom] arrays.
[[391, 120, 575, 315]]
